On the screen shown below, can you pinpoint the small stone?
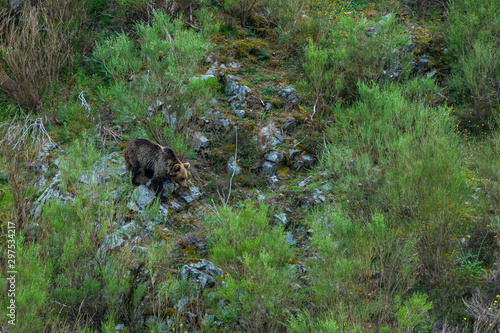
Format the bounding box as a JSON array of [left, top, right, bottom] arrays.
[[283, 117, 297, 133], [265, 103, 272, 111], [191, 259, 224, 277], [299, 176, 312, 187], [191, 132, 210, 151], [274, 213, 288, 226], [229, 62, 241, 69], [264, 150, 284, 164], [179, 186, 203, 204], [293, 154, 315, 171], [262, 161, 278, 174], [427, 70, 438, 78], [180, 265, 215, 289], [289, 283, 301, 290], [115, 324, 127, 332], [161, 180, 179, 198], [416, 58, 429, 73], [214, 114, 230, 131], [286, 232, 296, 245], [278, 86, 301, 109], [120, 221, 138, 238], [127, 185, 155, 212], [170, 200, 184, 212], [233, 109, 245, 117], [227, 156, 242, 175]]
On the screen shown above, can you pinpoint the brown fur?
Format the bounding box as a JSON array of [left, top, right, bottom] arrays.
[[124, 139, 190, 197]]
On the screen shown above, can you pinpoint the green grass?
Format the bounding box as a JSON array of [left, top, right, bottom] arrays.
[[1, 0, 500, 331]]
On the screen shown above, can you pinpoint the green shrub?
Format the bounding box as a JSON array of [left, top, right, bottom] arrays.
[[395, 293, 433, 332], [309, 206, 419, 330], [93, 10, 214, 131], [445, 0, 500, 126], [300, 14, 413, 116], [0, 235, 51, 332], [204, 203, 300, 331], [59, 136, 102, 192]]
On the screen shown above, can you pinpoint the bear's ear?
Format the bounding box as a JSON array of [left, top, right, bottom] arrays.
[[172, 164, 181, 172], [183, 162, 190, 169]]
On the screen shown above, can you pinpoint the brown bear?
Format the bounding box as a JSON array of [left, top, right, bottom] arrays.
[[124, 138, 190, 198]]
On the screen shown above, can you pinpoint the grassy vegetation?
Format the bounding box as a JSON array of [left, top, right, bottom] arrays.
[[1, 0, 500, 332]]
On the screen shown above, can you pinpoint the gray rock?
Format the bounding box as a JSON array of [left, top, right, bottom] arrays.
[[264, 150, 284, 164], [100, 231, 125, 254], [191, 259, 224, 277], [160, 180, 179, 198], [226, 75, 251, 101], [278, 86, 301, 109], [233, 109, 245, 117], [10, 0, 23, 15], [405, 42, 415, 52], [193, 74, 217, 81], [229, 62, 241, 70], [176, 297, 190, 312], [321, 182, 333, 192], [262, 161, 279, 174], [298, 176, 312, 187], [179, 185, 203, 204], [427, 70, 438, 78], [293, 154, 314, 171], [367, 27, 377, 36], [191, 132, 210, 151], [214, 112, 230, 131], [30, 173, 73, 217], [288, 149, 301, 161], [265, 103, 272, 111], [130, 245, 147, 253], [273, 213, 288, 226], [127, 185, 155, 212], [163, 111, 177, 131], [227, 156, 242, 175], [286, 232, 296, 245], [117, 164, 127, 177], [120, 221, 139, 238], [170, 200, 185, 212], [416, 58, 429, 73], [260, 123, 283, 148], [231, 101, 247, 110], [283, 117, 297, 133], [269, 175, 280, 186], [115, 324, 127, 333], [180, 265, 216, 289], [202, 314, 215, 326]]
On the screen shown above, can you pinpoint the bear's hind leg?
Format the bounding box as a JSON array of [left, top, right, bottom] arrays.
[[131, 165, 141, 186], [151, 177, 164, 197], [144, 169, 154, 179]]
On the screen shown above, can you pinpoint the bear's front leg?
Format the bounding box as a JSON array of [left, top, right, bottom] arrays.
[[151, 177, 167, 201]]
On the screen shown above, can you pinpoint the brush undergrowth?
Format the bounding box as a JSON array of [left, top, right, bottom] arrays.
[[1, 0, 500, 332]]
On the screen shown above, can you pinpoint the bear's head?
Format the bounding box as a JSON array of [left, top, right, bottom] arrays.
[[170, 162, 190, 188]]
